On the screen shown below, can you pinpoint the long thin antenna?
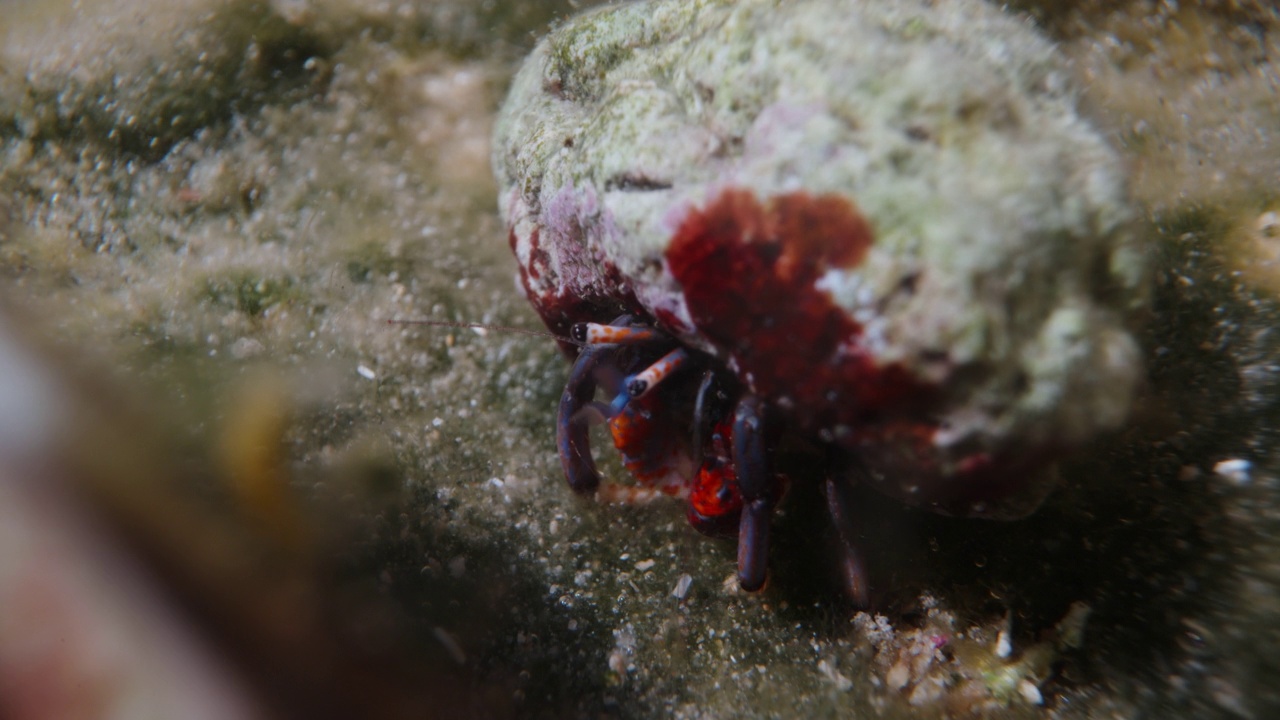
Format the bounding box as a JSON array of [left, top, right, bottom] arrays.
[[387, 318, 585, 348]]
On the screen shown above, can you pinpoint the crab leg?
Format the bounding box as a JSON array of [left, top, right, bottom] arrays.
[[823, 469, 871, 608], [731, 395, 774, 592], [557, 340, 627, 494], [690, 370, 719, 469]]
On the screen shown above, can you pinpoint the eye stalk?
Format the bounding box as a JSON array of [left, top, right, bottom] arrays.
[[573, 322, 664, 346]]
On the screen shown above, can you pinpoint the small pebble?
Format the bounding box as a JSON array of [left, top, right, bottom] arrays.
[[672, 573, 693, 599], [1213, 458, 1252, 486], [995, 629, 1012, 659], [1019, 679, 1044, 705]]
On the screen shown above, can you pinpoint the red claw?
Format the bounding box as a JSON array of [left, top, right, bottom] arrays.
[[687, 462, 743, 537]]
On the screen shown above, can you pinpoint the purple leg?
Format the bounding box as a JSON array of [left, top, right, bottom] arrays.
[[731, 395, 774, 592], [823, 470, 870, 608], [556, 341, 624, 494], [691, 369, 723, 469]]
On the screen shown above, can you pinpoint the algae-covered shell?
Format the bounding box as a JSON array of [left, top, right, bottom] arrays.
[[493, 0, 1147, 519]]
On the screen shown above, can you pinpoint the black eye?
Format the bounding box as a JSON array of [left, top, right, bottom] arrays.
[[570, 323, 588, 343]]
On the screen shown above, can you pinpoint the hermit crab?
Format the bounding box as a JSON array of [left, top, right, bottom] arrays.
[[557, 314, 791, 594], [493, 0, 1147, 602]]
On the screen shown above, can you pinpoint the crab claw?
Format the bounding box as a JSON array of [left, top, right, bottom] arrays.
[[731, 394, 775, 592]]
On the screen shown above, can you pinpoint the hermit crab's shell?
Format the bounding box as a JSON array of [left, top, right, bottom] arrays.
[[493, 0, 1147, 520]]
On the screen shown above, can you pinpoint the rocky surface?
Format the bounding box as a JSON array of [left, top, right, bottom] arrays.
[[1, 1, 1278, 718]]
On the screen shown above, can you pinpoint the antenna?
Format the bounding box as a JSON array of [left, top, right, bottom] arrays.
[[387, 318, 586, 348]]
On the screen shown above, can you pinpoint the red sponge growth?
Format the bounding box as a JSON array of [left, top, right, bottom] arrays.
[[666, 189, 933, 436]]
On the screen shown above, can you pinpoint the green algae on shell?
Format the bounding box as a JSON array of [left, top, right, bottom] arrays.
[[493, 0, 1147, 519]]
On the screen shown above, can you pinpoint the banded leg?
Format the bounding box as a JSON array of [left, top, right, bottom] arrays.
[[623, 347, 689, 400], [571, 322, 664, 346]]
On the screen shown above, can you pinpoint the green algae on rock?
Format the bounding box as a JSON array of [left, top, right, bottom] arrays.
[[494, 0, 1147, 525]]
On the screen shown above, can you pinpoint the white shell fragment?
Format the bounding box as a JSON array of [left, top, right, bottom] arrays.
[[672, 573, 694, 600], [1213, 458, 1252, 486]]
